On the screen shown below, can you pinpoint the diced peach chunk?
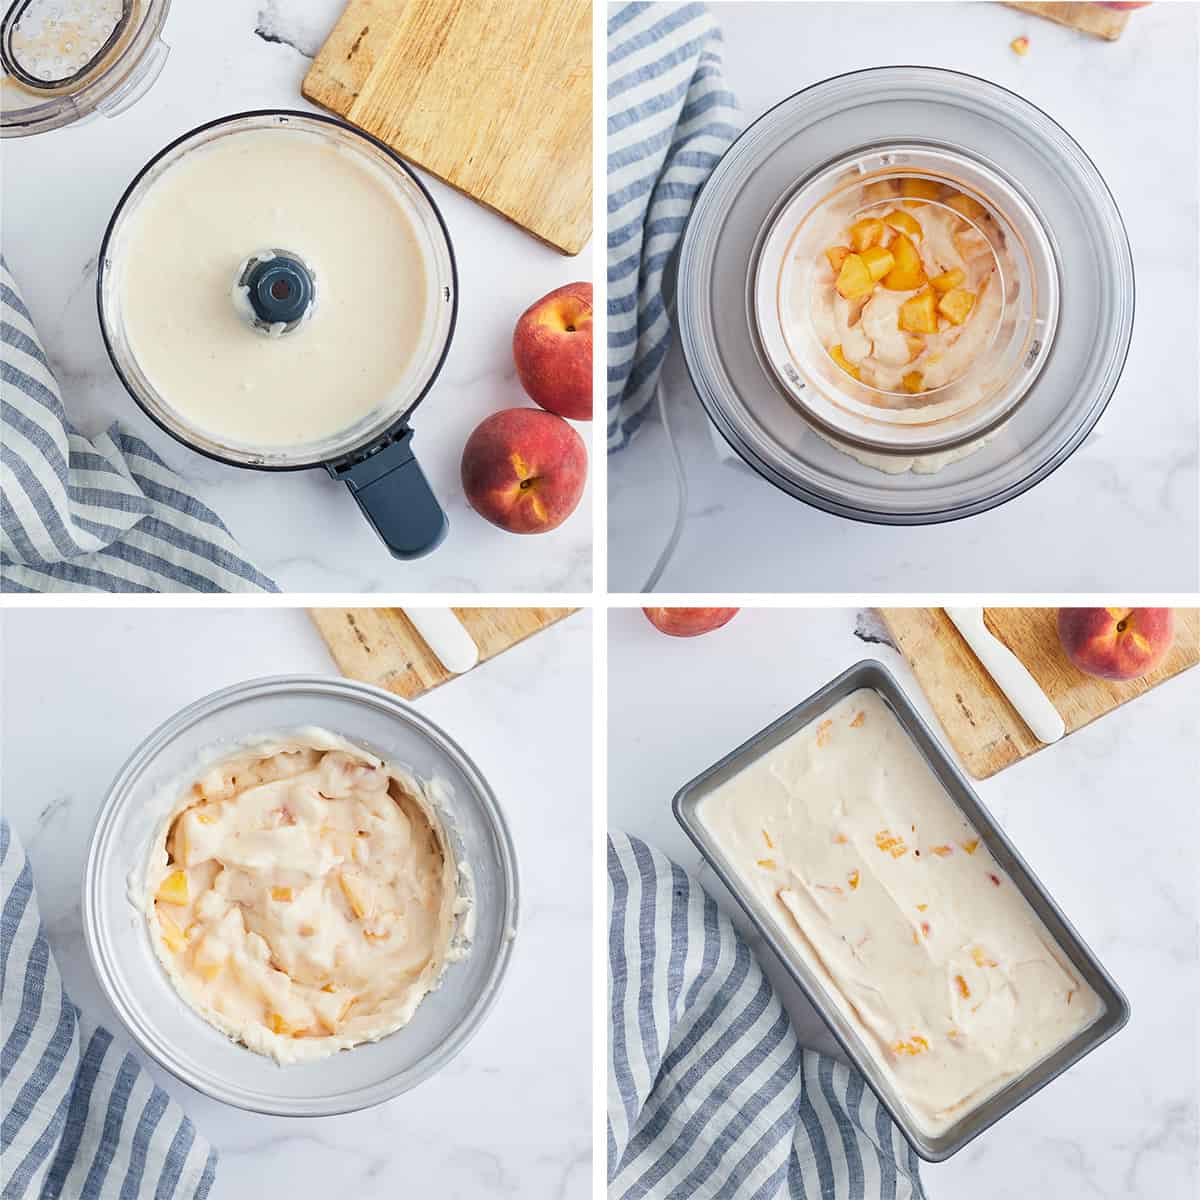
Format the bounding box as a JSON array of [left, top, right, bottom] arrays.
[[930, 845, 953, 857], [954, 229, 992, 261], [937, 288, 976, 326], [946, 193, 987, 221], [159, 912, 186, 954], [1011, 36, 1030, 57], [829, 344, 861, 382], [881, 234, 926, 291], [899, 290, 938, 335], [905, 336, 925, 363], [825, 245, 851, 273], [874, 829, 908, 858], [835, 253, 874, 299], [270, 886, 293, 902], [848, 217, 885, 252], [884, 209, 922, 241], [762, 830, 774, 849], [848, 870, 860, 891], [167, 819, 188, 867], [193, 936, 227, 982], [860, 245, 894, 282], [850, 710, 866, 728], [962, 838, 980, 855], [862, 179, 900, 203], [900, 371, 924, 395], [901, 178, 941, 206], [955, 974, 971, 999], [756, 858, 777, 870], [268, 1012, 293, 1036], [156, 870, 189, 906], [929, 268, 965, 294], [338, 872, 368, 919]]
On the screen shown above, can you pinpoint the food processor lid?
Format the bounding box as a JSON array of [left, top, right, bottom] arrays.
[[677, 66, 1135, 525], [1, 0, 170, 136]]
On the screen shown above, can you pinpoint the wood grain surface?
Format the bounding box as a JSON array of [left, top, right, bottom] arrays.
[[881, 607, 1198, 779], [302, 0, 592, 254], [1002, 2, 1132, 41], [310, 607, 577, 698]]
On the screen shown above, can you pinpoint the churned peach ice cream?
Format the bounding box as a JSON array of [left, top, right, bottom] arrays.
[[142, 730, 471, 1063], [698, 689, 1102, 1135]]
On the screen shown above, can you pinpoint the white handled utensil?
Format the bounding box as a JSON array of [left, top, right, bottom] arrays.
[[944, 607, 1065, 744], [403, 608, 479, 675]]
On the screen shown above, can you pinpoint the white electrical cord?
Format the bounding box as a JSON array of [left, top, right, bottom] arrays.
[[642, 371, 690, 592]]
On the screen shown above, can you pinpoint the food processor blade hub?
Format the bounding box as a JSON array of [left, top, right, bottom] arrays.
[[235, 249, 317, 336]]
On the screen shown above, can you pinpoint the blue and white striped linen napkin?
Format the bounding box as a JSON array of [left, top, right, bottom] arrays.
[[607, 2, 740, 451], [1, 818, 217, 1200], [1, 260, 278, 593], [609, 834, 927, 1200]]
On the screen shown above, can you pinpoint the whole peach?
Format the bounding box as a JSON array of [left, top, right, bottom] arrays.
[[643, 608, 740, 638], [1056, 608, 1175, 681], [461, 408, 587, 534], [513, 282, 593, 421]]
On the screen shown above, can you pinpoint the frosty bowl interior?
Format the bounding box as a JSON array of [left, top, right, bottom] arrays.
[[83, 676, 518, 1116], [753, 143, 1059, 455], [96, 111, 456, 469]]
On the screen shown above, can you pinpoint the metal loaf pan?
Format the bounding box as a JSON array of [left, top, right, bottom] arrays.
[[673, 659, 1130, 1161]]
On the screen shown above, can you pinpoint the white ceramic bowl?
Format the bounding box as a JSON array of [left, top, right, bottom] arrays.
[[83, 675, 518, 1116]]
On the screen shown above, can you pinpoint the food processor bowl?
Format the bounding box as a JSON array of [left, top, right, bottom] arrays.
[[97, 111, 459, 559], [83, 675, 518, 1117], [1, 0, 170, 137], [678, 67, 1134, 523]]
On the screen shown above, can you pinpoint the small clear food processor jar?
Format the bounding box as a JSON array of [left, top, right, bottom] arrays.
[[1, 0, 170, 136], [677, 67, 1134, 523], [97, 111, 458, 559]]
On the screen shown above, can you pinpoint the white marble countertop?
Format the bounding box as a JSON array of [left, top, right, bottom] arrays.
[[608, 607, 1197, 1198], [2, 0, 593, 593], [1, 606, 592, 1199], [610, 1, 1199, 592]]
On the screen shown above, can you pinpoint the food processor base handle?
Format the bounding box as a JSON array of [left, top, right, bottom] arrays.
[[331, 430, 448, 560]]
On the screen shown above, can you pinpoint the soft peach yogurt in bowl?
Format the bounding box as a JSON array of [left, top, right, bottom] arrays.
[[139, 729, 472, 1065]]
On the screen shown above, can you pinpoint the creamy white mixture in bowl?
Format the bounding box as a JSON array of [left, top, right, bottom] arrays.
[[97, 112, 457, 469], [84, 677, 518, 1116]]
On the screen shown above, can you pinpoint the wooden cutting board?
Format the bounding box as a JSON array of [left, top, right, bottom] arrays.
[[1002, 2, 1133, 41], [881, 608, 1199, 779], [310, 607, 576, 698], [302, 0, 592, 255]]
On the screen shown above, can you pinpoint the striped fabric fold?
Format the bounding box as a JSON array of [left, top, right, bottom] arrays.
[[608, 834, 926, 1200], [607, 2, 741, 451], [1, 818, 217, 1200], [1, 259, 278, 593]]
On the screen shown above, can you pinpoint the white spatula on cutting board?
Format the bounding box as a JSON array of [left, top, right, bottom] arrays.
[[944, 607, 1065, 744], [402, 608, 479, 675]]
